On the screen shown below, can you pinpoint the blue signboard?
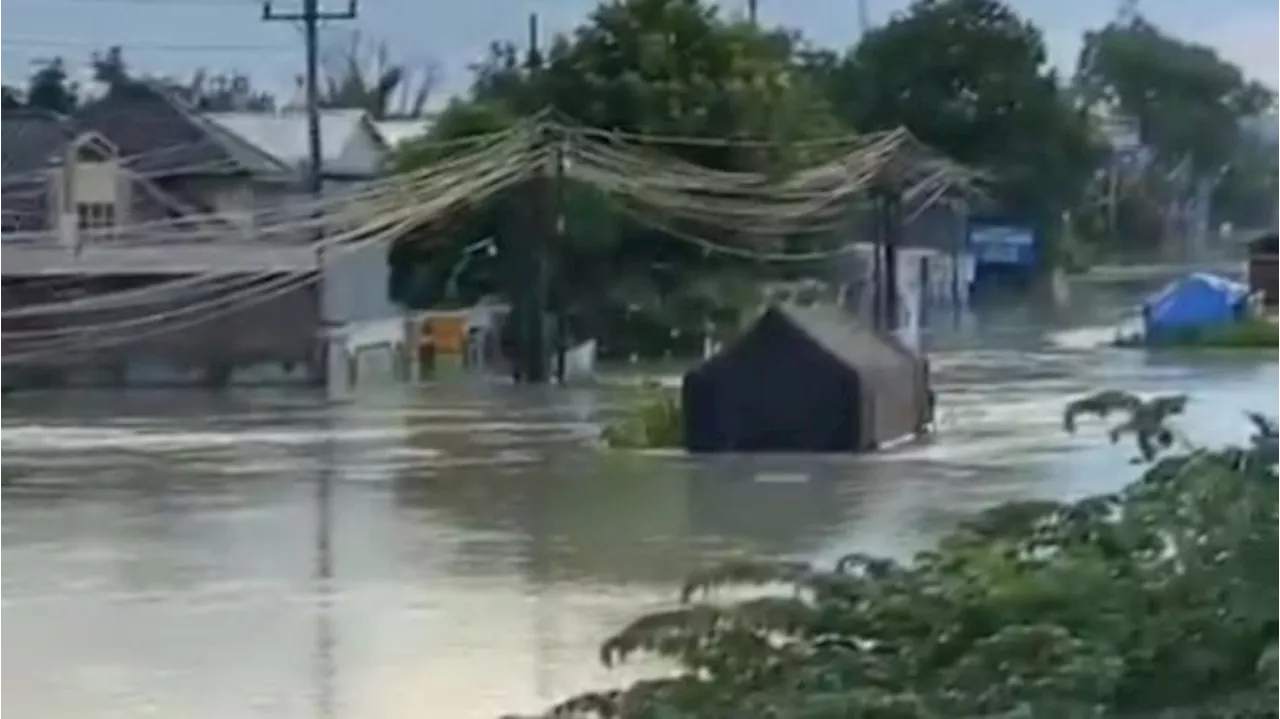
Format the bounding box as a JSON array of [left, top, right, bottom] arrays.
[[968, 224, 1036, 267]]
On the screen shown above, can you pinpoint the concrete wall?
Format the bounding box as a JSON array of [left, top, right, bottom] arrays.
[[832, 244, 972, 321], [322, 240, 398, 325], [2, 274, 323, 388]]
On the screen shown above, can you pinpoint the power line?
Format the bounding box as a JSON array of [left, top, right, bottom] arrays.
[[9, 0, 257, 5], [261, 0, 356, 198], [2, 37, 294, 53]]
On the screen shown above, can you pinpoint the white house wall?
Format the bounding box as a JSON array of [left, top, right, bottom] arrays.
[[70, 160, 119, 204], [321, 239, 400, 326], [331, 121, 386, 177]]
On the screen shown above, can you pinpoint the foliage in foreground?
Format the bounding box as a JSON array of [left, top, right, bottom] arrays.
[[540, 395, 1279, 719]]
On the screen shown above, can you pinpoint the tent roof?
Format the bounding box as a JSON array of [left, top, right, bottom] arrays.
[[1144, 272, 1250, 310], [768, 304, 914, 380]]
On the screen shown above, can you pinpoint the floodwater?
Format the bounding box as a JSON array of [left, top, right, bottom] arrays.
[[3, 280, 1277, 719]]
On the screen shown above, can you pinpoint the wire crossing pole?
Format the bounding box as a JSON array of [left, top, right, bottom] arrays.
[[262, 0, 357, 198], [262, 0, 356, 387]]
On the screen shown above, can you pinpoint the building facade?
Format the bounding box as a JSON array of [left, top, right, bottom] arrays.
[[1, 85, 406, 388]]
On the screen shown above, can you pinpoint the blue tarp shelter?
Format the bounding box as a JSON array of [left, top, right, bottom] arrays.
[[1142, 273, 1251, 337]]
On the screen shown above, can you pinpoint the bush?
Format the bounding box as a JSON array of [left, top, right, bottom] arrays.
[[547, 396, 1279, 718], [600, 382, 683, 450], [1115, 317, 1279, 351]]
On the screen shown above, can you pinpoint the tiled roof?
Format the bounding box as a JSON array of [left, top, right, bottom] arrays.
[[1, 109, 73, 177], [74, 84, 292, 178]]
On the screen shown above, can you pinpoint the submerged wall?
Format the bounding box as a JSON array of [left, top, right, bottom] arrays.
[[2, 273, 323, 388]]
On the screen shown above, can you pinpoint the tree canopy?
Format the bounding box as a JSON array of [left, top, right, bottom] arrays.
[[393, 0, 1111, 346], [389, 0, 1280, 345], [392, 0, 853, 347], [839, 0, 1098, 221], [319, 30, 439, 119], [1072, 14, 1277, 249], [1075, 16, 1275, 177], [24, 58, 79, 115]]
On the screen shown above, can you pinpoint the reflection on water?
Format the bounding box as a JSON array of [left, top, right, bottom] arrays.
[[3, 298, 1277, 719]]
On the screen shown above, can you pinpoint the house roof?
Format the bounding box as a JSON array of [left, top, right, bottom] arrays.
[[204, 109, 383, 176], [1, 109, 73, 178], [373, 117, 435, 149], [0, 107, 222, 229], [74, 83, 292, 178]]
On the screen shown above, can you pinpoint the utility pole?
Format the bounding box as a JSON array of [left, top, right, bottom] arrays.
[[747, 0, 758, 24], [507, 13, 551, 384], [262, 0, 356, 387], [263, 0, 357, 197]]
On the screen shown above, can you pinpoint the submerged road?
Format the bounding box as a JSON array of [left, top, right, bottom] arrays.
[[3, 280, 1277, 719]]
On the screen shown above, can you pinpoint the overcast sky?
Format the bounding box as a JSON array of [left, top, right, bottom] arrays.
[[2, 0, 1276, 104]]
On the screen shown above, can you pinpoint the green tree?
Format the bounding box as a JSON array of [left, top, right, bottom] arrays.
[[319, 31, 438, 120], [537, 0, 841, 168], [85, 46, 274, 113], [172, 70, 276, 112], [392, 0, 841, 352], [1075, 15, 1275, 179], [833, 0, 1098, 237], [1072, 17, 1277, 250], [91, 45, 130, 93], [25, 58, 78, 114]]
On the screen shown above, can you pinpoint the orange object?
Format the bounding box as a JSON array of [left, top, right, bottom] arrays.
[[428, 315, 467, 355]]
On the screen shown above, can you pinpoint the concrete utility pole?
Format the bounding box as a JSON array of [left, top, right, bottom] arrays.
[[262, 0, 358, 198], [262, 0, 356, 387]]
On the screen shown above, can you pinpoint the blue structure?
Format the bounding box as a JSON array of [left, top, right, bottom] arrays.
[[967, 221, 1038, 293], [1142, 273, 1251, 339]]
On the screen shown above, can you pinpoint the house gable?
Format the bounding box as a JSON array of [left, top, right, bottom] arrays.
[[71, 132, 118, 163], [203, 109, 389, 180]]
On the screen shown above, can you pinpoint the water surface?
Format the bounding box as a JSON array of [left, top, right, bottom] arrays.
[[4, 289, 1277, 719]]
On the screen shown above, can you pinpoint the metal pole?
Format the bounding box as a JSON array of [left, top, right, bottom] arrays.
[[303, 0, 324, 198], [870, 202, 883, 329], [262, 0, 357, 384], [553, 139, 568, 384], [262, 0, 356, 193], [952, 199, 966, 328], [883, 191, 900, 331]]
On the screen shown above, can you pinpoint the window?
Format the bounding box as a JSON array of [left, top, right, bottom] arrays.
[[76, 202, 117, 233]]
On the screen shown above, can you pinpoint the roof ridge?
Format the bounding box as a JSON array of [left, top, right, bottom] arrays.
[[170, 96, 295, 175], [201, 109, 375, 169]]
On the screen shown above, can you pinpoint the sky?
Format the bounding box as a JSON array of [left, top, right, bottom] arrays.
[[1, 0, 1277, 106]]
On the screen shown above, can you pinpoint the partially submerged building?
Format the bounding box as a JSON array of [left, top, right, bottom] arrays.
[[1, 88, 409, 388], [1248, 232, 1278, 308], [681, 305, 931, 454]]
